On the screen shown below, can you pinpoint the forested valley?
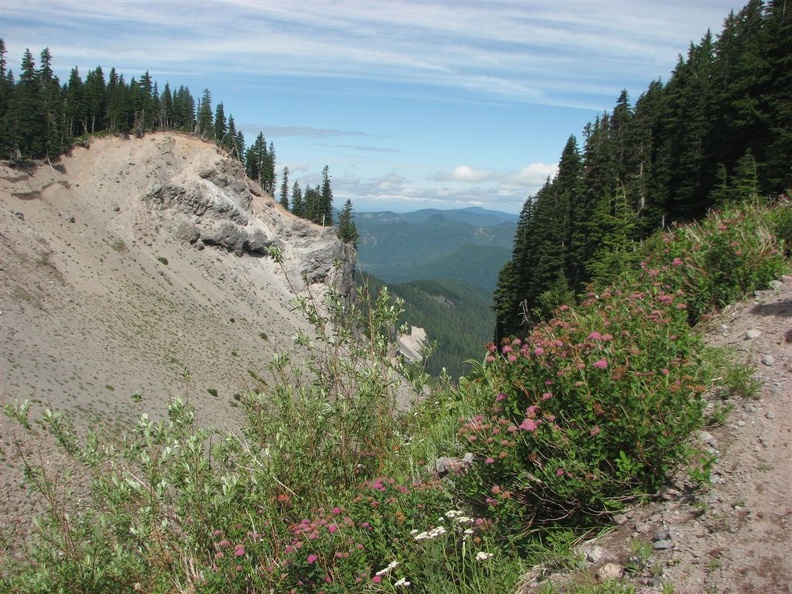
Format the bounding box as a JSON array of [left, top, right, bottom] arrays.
[[494, 0, 791, 341]]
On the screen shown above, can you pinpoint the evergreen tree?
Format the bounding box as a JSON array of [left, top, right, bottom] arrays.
[[291, 181, 304, 218], [159, 82, 173, 130], [337, 199, 359, 246], [84, 66, 106, 133], [10, 48, 46, 157], [0, 39, 13, 157], [304, 185, 322, 223], [245, 132, 268, 187], [279, 166, 290, 210], [213, 101, 227, 143], [226, 115, 243, 160], [39, 47, 65, 156], [196, 88, 213, 139], [233, 128, 245, 163], [65, 67, 86, 137], [320, 165, 334, 226]]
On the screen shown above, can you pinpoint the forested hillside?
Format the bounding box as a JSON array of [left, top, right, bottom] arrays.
[[365, 275, 495, 378], [356, 207, 516, 292], [494, 0, 791, 340]]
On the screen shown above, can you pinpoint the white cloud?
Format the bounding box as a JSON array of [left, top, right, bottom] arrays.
[[435, 165, 496, 183], [513, 163, 559, 186]]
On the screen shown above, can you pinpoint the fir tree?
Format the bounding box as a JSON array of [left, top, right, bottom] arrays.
[[279, 166, 290, 210], [337, 199, 359, 246], [320, 165, 334, 226], [213, 101, 227, 143], [291, 181, 304, 218]]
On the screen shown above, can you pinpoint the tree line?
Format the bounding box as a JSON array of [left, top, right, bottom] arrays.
[[494, 0, 791, 341], [0, 41, 359, 245]]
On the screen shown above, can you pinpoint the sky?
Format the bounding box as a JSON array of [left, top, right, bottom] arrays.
[[1, 0, 746, 214]]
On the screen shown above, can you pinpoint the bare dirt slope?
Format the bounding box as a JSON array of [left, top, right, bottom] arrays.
[[0, 133, 354, 551]]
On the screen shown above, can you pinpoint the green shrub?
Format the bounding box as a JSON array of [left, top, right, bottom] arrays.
[[454, 269, 707, 538]]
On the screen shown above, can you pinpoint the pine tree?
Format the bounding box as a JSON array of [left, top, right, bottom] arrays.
[[39, 47, 65, 156], [320, 165, 334, 226], [0, 39, 14, 158], [84, 66, 106, 133], [245, 133, 268, 187], [65, 67, 86, 137], [279, 166, 290, 210], [337, 199, 358, 246], [291, 181, 304, 217], [196, 88, 213, 139], [11, 48, 46, 157], [213, 101, 227, 143]]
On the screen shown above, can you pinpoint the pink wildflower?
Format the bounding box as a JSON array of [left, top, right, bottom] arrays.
[[592, 359, 608, 369], [496, 393, 506, 402], [331, 506, 342, 515], [307, 554, 318, 564], [234, 545, 245, 557], [672, 257, 683, 266], [328, 524, 338, 533], [556, 469, 565, 476], [541, 392, 553, 401], [485, 457, 495, 464], [373, 576, 382, 584], [519, 418, 538, 432], [590, 425, 601, 437], [587, 331, 602, 340], [533, 347, 545, 356]]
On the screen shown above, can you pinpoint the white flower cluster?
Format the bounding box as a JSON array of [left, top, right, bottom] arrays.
[[444, 509, 476, 526], [411, 525, 447, 541], [375, 561, 399, 576], [394, 577, 411, 587], [475, 551, 494, 562]]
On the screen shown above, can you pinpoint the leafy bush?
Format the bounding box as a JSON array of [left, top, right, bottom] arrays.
[[452, 199, 788, 542], [657, 200, 786, 323], [454, 272, 707, 537]]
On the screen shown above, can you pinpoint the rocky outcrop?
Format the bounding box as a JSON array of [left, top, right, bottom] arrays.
[[129, 133, 358, 297]]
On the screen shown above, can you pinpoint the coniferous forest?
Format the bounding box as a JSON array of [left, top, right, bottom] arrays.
[[494, 0, 791, 341], [0, 41, 350, 238]]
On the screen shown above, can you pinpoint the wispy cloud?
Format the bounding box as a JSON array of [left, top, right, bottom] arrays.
[[335, 161, 558, 213], [3, 0, 742, 108]]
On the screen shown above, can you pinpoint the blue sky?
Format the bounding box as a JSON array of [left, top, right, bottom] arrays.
[[2, 1, 744, 213]]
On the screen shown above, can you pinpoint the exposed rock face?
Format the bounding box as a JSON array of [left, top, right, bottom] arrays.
[[398, 325, 428, 363], [0, 132, 357, 431]]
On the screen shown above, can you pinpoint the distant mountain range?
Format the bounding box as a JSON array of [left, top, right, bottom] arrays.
[[354, 207, 518, 377], [355, 207, 518, 293]]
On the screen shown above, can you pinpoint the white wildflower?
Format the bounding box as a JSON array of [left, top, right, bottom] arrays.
[[444, 510, 464, 519], [394, 577, 411, 587], [475, 551, 494, 562], [454, 516, 475, 526], [375, 561, 399, 576], [413, 525, 446, 541]]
